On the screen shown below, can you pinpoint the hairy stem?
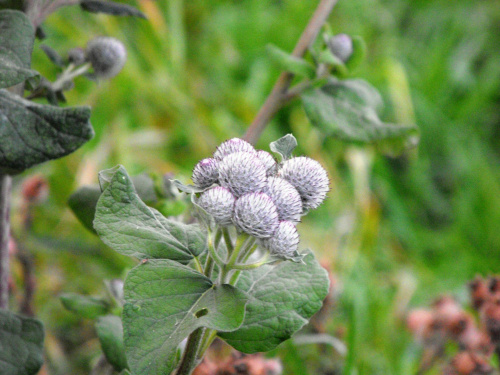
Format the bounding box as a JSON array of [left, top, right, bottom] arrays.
[[243, 0, 338, 144], [176, 327, 204, 375], [0, 175, 11, 309]]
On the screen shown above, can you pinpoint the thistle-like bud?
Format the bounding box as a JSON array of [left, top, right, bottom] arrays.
[[213, 138, 256, 161], [218, 152, 267, 197], [327, 33, 353, 63], [197, 186, 235, 226], [256, 150, 277, 176], [278, 157, 329, 210], [262, 221, 299, 257], [264, 177, 302, 222], [192, 158, 218, 189], [85, 37, 127, 79], [233, 193, 279, 238]]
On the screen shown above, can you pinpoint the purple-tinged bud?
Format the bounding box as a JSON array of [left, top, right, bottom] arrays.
[[327, 33, 353, 63], [213, 138, 256, 161], [218, 151, 267, 197], [197, 186, 235, 226], [262, 221, 299, 257], [192, 158, 218, 189], [264, 177, 302, 223], [233, 193, 279, 238], [256, 150, 277, 176], [86, 36, 127, 79], [278, 156, 329, 210]]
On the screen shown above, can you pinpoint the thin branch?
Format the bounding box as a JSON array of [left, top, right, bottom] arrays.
[[0, 175, 12, 309], [243, 0, 338, 145]]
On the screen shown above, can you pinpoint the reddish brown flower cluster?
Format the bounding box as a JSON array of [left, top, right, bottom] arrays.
[[193, 352, 282, 375], [407, 276, 500, 374]]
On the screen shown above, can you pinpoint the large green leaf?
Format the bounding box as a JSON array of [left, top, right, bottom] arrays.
[[96, 315, 128, 372], [0, 10, 38, 88], [123, 259, 247, 375], [94, 165, 207, 263], [0, 309, 44, 375], [219, 251, 329, 353], [301, 78, 419, 150], [0, 89, 93, 174]]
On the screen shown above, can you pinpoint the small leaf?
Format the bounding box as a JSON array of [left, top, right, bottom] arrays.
[[318, 49, 348, 77], [345, 35, 366, 71], [80, 0, 146, 18], [60, 293, 110, 319], [0, 10, 39, 88], [171, 179, 205, 194], [96, 315, 128, 372], [0, 89, 93, 174], [0, 308, 44, 375], [94, 166, 207, 262], [68, 185, 101, 234], [123, 259, 247, 375], [301, 78, 419, 153], [219, 250, 329, 353], [39, 45, 64, 68], [269, 133, 298, 161], [266, 44, 315, 79]]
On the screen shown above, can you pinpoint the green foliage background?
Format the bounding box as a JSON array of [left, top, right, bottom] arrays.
[[10, 0, 500, 374]]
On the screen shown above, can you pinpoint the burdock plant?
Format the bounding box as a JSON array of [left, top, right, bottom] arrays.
[[92, 134, 331, 375]]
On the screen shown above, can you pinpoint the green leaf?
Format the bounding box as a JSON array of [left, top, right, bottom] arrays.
[[96, 315, 128, 372], [345, 35, 366, 72], [0, 10, 38, 88], [68, 185, 101, 234], [123, 259, 247, 375], [269, 133, 297, 161], [0, 308, 44, 375], [94, 165, 207, 263], [80, 0, 147, 19], [40, 45, 64, 68], [301, 78, 419, 151], [266, 44, 315, 79], [60, 293, 110, 319], [0, 89, 93, 174], [219, 250, 329, 353]]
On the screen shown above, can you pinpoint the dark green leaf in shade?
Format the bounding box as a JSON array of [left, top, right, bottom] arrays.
[[60, 293, 110, 319], [94, 166, 207, 262], [219, 251, 329, 353], [96, 315, 129, 372], [68, 185, 101, 234], [123, 259, 247, 375], [80, 0, 146, 18], [0, 89, 93, 174], [0, 0, 23, 11], [0, 10, 38, 88], [301, 78, 419, 152], [0, 308, 44, 375], [39, 45, 64, 67], [266, 44, 316, 79], [269, 133, 297, 161]]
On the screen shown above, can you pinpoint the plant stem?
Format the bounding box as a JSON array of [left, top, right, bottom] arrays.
[[176, 327, 204, 375], [243, 0, 338, 145], [0, 175, 11, 309]]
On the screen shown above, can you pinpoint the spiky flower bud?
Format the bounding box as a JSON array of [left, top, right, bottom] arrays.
[[278, 157, 329, 210], [218, 152, 267, 197], [256, 150, 277, 176], [262, 221, 299, 257], [197, 186, 235, 226], [233, 193, 279, 238], [86, 37, 127, 79], [213, 138, 256, 161], [264, 177, 302, 222], [327, 33, 353, 63], [192, 158, 218, 189]]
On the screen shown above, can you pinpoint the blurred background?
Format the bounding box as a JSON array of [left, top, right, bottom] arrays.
[[9, 0, 500, 374]]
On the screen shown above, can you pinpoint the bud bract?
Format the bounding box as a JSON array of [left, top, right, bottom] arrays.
[[213, 138, 256, 161], [192, 158, 218, 189], [278, 156, 329, 210], [327, 33, 353, 63], [262, 221, 299, 257], [233, 193, 279, 238], [256, 150, 277, 176], [197, 186, 235, 226], [86, 36, 127, 79], [218, 151, 267, 197], [264, 177, 302, 222], [68, 47, 86, 66]]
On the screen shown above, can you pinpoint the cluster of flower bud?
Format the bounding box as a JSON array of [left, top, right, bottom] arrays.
[[192, 137, 329, 259]]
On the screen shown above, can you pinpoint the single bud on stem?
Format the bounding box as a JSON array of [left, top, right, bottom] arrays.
[[192, 158, 219, 189], [233, 192, 279, 238], [218, 152, 267, 197], [326, 33, 353, 63], [86, 36, 127, 79], [264, 177, 302, 222], [213, 138, 256, 161], [198, 187, 236, 226], [262, 221, 299, 258]]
